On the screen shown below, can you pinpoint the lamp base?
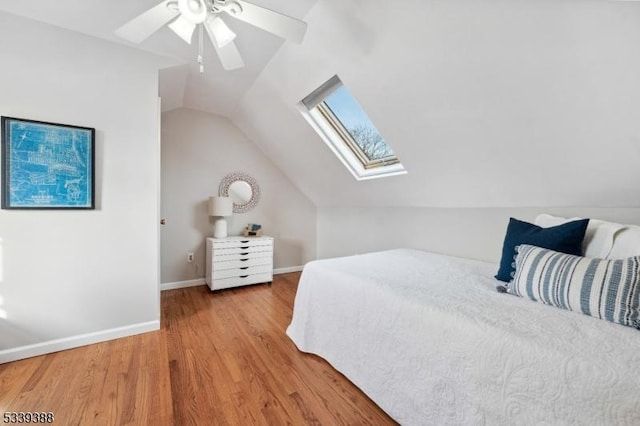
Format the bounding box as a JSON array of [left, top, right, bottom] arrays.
[[214, 218, 228, 238]]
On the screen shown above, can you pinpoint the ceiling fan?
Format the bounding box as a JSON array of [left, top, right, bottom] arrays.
[[115, 0, 307, 72]]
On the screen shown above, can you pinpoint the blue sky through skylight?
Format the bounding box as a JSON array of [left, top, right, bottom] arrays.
[[325, 87, 373, 130], [324, 86, 394, 160]]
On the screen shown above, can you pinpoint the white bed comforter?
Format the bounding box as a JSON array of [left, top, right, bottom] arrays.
[[286, 249, 640, 426]]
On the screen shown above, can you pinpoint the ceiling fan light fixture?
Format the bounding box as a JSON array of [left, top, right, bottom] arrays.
[[178, 0, 208, 24], [204, 16, 236, 48], [168, 15, 196, 44], [115, 0, 308, 72]]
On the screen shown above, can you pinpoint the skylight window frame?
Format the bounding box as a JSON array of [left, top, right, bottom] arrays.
[[315, 103, 400, 170], [299, 76, 407, 181]]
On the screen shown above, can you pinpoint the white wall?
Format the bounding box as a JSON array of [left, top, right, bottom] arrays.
[[0, 13, 165, 362], [317, 207, 640, 263], [233, 0, 640, 208], [160, 108, 316, 285]]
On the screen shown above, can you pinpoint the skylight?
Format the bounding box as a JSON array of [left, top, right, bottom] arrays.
[[300, 76, 406, 180]]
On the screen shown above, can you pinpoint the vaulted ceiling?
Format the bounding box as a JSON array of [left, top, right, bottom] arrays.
[[0, 0, 318, 116], [1, 0, 639, 209]]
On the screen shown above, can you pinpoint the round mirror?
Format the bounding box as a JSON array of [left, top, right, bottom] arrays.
[[219, 172, 260, 213], [228, 180, 252, 205]]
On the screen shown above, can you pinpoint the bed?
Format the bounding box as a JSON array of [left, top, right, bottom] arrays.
[[286, 242, 640, 425]]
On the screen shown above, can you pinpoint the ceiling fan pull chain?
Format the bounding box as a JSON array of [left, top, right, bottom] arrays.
[[198, 24, 204, 73]]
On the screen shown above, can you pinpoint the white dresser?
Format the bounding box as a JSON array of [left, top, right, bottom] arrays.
[[205, 236, 274, 291]]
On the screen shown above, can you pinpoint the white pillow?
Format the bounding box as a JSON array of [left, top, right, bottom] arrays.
[[608, 226, 640, 259], [534, 214, 627, 259]]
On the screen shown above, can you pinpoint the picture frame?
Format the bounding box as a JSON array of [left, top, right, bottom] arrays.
[[1, 116, 95, 209]]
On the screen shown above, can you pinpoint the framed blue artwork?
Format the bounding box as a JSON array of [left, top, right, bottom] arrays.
[[1, 116, 95, 209]]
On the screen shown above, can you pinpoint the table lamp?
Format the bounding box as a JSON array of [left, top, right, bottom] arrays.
[[209, 196, 233, 238]]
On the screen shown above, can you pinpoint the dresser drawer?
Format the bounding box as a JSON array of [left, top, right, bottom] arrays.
[[213, 245, 272, 259], [213, 256, 272, 270], [212, 239, 272, 250], [213, 263, 273, 280], [212, 272, 273, 290]]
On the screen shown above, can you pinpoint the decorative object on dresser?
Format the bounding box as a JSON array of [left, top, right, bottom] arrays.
[[218, 172, 260, 213], [243, 223, 263, 237], [205, 236, 273, 291], [208, 196, 233, 238]]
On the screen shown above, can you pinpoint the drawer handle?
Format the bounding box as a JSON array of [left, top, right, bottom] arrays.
[[240, 266, 249, 270], [240, 252, 248, 256], [239, 275, 249, 278], [241, 240, 250, 243], [240, 246, 249, 249], [239, 258, 249, 262]]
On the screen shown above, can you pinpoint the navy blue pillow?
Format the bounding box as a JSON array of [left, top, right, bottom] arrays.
[[495, 217, 589, 282]]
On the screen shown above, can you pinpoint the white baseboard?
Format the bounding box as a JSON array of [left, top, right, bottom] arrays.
[[160, 278, 206, 291], [161, 268, 303, 292], [0, 320, 160, 364], [274, 265, 304, 274]]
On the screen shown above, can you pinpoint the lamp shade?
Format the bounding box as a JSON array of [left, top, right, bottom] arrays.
[[209, 196, 233, 217]]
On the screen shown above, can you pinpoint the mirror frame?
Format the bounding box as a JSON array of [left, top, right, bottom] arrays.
[[218, 172, 261, 213]]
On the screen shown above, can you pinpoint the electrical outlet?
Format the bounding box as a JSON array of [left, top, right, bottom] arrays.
[[187, 253, 194, 263]]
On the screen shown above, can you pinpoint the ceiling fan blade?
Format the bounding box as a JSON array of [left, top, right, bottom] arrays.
[[210, 38, 245, 70], [115, 0, 180, 43], [227, 0, 307, 44]]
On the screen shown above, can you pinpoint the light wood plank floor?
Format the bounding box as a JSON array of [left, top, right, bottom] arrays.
[[0, 273, 396, 425]]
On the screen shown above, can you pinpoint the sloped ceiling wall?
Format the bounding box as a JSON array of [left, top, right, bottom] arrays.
[[232, 0, 640, 208]]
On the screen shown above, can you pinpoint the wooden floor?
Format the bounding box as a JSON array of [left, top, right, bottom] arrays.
[[0, 273, 396, 425]]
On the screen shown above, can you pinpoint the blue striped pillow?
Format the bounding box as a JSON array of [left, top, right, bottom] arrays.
[[508, 244, 640, 328]]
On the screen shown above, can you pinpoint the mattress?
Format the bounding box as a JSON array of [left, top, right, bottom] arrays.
[[286, 249, 640, 425]]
